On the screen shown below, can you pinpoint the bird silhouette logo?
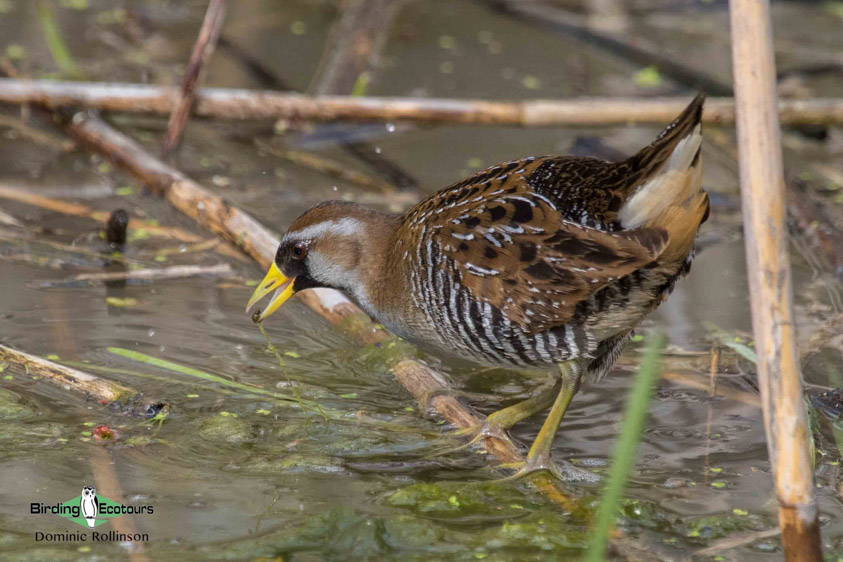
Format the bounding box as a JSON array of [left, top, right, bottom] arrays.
[[80, 486, 98, 528]]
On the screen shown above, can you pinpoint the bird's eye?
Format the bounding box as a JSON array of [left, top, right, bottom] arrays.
[[292, 242, 308, 260]]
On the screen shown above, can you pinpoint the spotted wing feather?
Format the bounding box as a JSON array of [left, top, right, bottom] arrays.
[[419, 182, 668, 335]]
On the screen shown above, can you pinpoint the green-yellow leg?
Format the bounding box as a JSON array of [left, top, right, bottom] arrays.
[[500, 361, 590, 481], [475, 379, 561, 442], [450, 379, 562, 443], [419, 380, 561, 460]]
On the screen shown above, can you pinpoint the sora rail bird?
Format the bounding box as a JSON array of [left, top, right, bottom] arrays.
[[247, 93, 709, 478]]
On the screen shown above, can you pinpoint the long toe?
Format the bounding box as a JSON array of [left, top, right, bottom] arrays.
[[418, 420, 523, 461], [493, 455, 599, 483], [417, 388, 503, 415]]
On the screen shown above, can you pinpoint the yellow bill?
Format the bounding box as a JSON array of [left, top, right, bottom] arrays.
[[246, 263, 295, 322]]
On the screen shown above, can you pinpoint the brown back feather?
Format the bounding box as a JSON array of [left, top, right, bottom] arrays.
[[400, 181, 668, 334]]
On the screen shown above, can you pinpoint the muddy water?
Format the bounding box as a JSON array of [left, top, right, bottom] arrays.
[[1, 0, 842, 559]]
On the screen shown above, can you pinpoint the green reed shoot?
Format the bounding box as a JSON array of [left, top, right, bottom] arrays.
[[37, 1, 82, 79], [585, 332, 666, 562], [107, 347, 322, 414]]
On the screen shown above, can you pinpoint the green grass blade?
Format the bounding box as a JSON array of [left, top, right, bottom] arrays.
[[107, 347, 307, 405], [585, 332, 666, 562], [63, 361, 242, 398], [37, 0, 82, 78]]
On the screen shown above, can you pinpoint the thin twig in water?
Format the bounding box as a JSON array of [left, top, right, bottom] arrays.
[[69, 263, 233, 283], [693, 528, 782, 557], [65, 361, 242, 399], [703, 345, 721, 484], [148, 238, 221, 258], [162, 0, 227, 157], [0, 113, 74, 151]]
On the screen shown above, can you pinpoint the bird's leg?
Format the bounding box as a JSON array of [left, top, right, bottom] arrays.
[[465, 379, 562, 442], [499, 361, 589, 481], [418, 379, 561, 459]]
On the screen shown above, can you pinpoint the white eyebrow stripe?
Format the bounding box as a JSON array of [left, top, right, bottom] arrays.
[[285, 218, 363, 241]]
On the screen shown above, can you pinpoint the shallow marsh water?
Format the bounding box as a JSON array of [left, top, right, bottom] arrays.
[[0, 0, 842, 560]]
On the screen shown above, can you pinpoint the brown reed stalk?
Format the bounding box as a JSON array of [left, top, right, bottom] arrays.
[[0, 79, 841, 125], [729, 0, 823, 558]]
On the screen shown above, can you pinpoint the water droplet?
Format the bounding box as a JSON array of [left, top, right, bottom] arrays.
[[147, 329, 155, 337], [374, 147, 382, 154], [332, 185, 339, 191], [386, 123, 396, 133], [178, 244, 187, 253]]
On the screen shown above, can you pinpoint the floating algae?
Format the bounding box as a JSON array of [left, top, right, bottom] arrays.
[[0, 388, 36, 421], [193, 412, 254, 444]]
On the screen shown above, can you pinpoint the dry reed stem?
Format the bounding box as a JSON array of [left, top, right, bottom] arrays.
[[0, 343, 157, 413], [703, 346, 721, 484], [162, 0, 227, 157], [730, 0, 822, 558], [1, 79, 842, 125]]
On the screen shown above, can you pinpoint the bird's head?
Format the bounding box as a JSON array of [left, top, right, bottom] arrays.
[[246, 201, 398, 322]]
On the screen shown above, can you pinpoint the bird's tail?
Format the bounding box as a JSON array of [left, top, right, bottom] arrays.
[[617, 92, 709, 264], [86, 517, 96, 528]]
